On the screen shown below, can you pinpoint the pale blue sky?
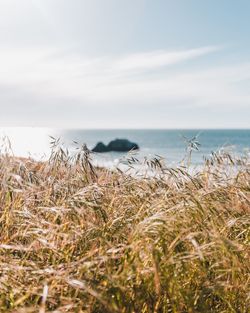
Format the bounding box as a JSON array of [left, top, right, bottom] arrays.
[[0, 0, 250, 128]]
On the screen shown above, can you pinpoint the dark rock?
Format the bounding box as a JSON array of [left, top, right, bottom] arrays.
[[92, 142, 109, 152], [107, 139, 139, 152], [92, 139, 139, 153]]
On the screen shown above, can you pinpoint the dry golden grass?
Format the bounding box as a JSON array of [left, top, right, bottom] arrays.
[[0, 142, 249, 312]]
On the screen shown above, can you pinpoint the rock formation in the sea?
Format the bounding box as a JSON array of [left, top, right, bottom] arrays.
[[107, 139, 139, 152], [91, 142, 109, 152], [92, 139, 139, 153]]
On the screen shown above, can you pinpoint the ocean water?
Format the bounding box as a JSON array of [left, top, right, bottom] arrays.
[[0, 128, 249, 167]]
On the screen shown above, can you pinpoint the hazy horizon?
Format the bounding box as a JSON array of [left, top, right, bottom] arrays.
[[2, 126, 250, 130], [0, 127, 249, 163]]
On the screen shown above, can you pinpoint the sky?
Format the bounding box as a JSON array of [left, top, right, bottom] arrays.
[[0, 0, 250, 128]]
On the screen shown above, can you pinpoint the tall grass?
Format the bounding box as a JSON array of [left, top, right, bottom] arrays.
[[0, 140, 249, 312]]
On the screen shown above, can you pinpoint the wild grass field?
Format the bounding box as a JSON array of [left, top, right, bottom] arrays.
[[0, 140, 249, 312]]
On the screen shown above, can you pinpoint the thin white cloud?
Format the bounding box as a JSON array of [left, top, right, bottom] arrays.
[[113, 46, 220, 71], [0, 45, 250, 127], [0, 45, 220, 97]]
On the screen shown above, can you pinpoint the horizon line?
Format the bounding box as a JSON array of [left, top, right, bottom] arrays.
[[1, 127, 250, 131]]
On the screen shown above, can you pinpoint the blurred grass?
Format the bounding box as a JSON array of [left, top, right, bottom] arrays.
[[0, 139, 249, 312]]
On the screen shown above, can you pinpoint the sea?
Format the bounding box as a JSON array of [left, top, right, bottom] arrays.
[[0, 128, 249, 168]]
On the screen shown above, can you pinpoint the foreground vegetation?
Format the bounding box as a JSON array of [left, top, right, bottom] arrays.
[[0, 141, 249, 312]]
